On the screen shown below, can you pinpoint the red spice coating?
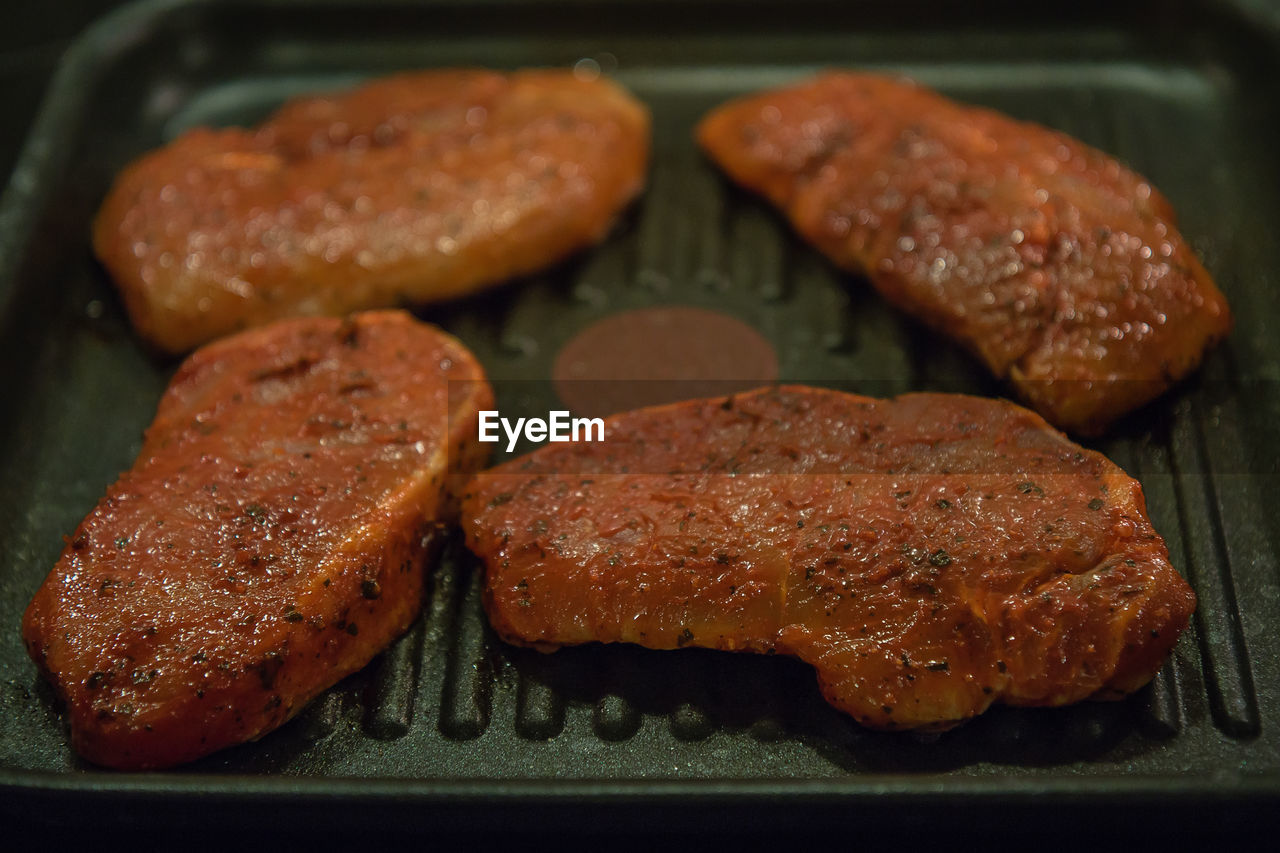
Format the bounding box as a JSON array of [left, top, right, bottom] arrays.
[[463, 385, 1195, 731], [94, 69, 650, 353], [22, 311, 493, 768], [697, 74, 1231, 434]]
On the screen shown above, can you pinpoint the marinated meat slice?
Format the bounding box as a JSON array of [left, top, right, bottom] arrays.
[[463, 385, 1195, 731], [22, 311, 493, 768], [697, 74, 1231, 434], [94, 69, 650, 353]]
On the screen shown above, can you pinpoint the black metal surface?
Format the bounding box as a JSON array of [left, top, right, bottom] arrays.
[[2, 0, 1280, 829], [0, 1, 122, 185]]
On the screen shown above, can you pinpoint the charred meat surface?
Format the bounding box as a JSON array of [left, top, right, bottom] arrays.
[[94, 69, 651, 353], [463, 385, 1195, 731], [22, 311, 493, 768], [697, 74, 1231, 433]]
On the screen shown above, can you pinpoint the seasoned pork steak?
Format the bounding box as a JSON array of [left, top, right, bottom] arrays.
[[698, 74, 1231, 434], [94, 69, 650, 353], [23, 311, 492, 768], [463, 385, 1195, 731]]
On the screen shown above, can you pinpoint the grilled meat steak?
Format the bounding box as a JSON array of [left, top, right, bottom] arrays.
[[94, 69, 650, 353], [463, 385, 1195, 731], [22, 311, 493, 768], [697, 74, 1231, 434]]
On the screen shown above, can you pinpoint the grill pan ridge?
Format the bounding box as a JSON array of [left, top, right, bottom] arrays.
[[1, 0, 1279, 830]]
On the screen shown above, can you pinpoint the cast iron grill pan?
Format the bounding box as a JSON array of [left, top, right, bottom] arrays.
[[1, 0, 1278, 829]]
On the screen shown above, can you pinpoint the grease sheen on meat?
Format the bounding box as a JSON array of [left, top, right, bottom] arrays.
[[22, 311, 493, 768], [94, 69, 650, 353], [463, 386, 1195, 731], [698, 74, 1231, 434]]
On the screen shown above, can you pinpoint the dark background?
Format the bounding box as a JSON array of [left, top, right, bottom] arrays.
[[1, 2, 121, 185]]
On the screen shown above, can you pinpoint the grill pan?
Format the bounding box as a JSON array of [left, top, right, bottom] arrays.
[[2, 0, 1279, 833]]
